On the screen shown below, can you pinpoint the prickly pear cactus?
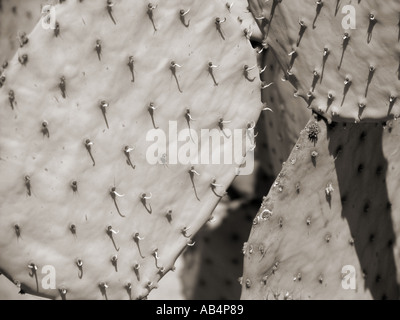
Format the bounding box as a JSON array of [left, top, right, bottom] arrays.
[[0, 0, 262, 300], [248, 0, 400, 123], [241, 115, 400, 300]]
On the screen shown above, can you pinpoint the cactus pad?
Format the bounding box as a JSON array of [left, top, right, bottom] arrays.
[[248, 0, 400, 123], [0, 0, 261, 300]]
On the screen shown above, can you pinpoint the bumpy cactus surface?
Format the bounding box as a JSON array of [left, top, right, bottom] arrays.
[[248, 0, 400, 123], [242, 115, 400, 299], [0, 0, 261, 299]]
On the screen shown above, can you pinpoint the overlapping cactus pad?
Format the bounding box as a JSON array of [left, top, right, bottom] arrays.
[[248, 0, 400, 123], [240, 0, 400, 300], [241, 115, 400, 299], [0, 0, 262, 299]]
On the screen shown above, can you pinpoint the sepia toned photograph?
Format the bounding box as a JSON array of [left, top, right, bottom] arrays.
[[0, 0, 399, 306]]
